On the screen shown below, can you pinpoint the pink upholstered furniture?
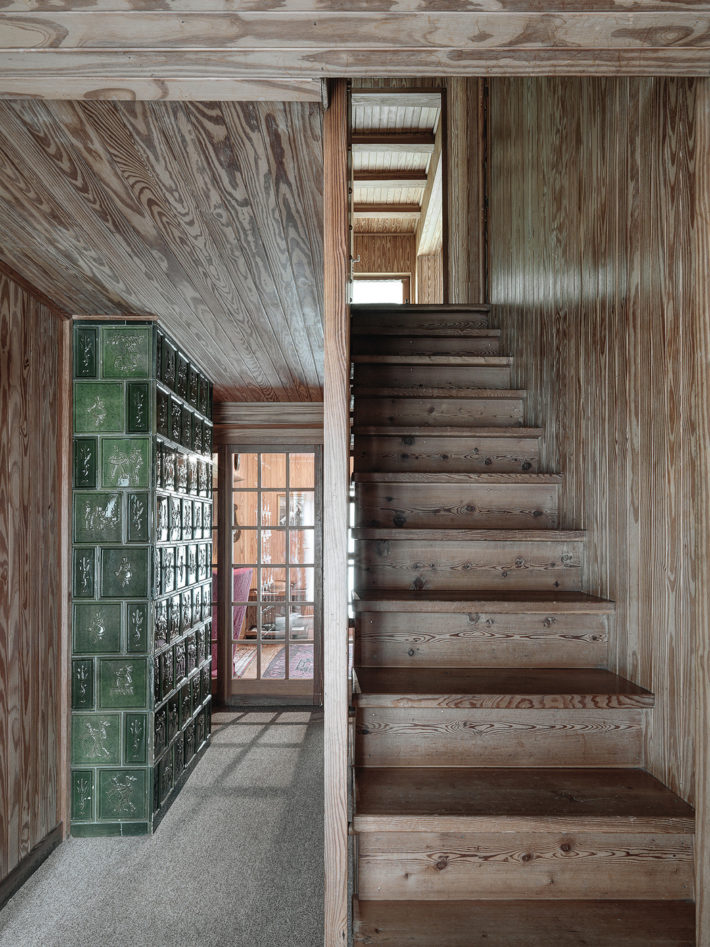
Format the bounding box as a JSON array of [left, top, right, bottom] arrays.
[[211, 567, 254, 678]]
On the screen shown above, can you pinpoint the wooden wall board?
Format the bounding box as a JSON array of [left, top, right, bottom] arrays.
[[0, 98, 324, 403], [487, 77, 698, 810], [354, 234, 416, 279], [0, 267, 63, 885], [416, 251, 444, 304], [693, 78, 710, 947], [0, 77, 325, 102], [322, 78, 349, 947]]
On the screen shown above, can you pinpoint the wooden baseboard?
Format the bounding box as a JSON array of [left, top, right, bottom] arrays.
[[0, 824, 64, 911]]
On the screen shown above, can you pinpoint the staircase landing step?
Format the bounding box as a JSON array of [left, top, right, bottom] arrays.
[[354, 767, 693, 832], [352, 472, 562, 484], [352, 387, 524, 399], [353, 528, 585, 541], [352, 355, 513, 366], [353, 425, 543, 438], [353, 899, 696, 946], [353, 590, 615, 613], [354, 668, 654, 709]]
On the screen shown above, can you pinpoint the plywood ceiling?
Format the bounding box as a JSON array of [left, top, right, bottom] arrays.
[[0, 99, 324, 402]]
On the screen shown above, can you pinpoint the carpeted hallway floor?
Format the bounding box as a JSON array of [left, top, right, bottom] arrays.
[[0, 709, 324, 947]]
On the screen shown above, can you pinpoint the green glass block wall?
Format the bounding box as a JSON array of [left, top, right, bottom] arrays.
[[72, 321, 213, 836]]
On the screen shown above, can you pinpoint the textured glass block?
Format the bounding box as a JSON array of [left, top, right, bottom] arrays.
[[200, 666, 210, 703], [72, 770, 94, 822], [75, 327, 97, 378], [155, 600, 168, 649], [182, 500, 192, 541], [198, 375, 208, 417], [169, 497, 181, 542], [74, 493, 122, 544], [155, 442, 163, 489], [158, 750, 173, 806], [180, 591, 191, 633], [174, 640, 187, 685], [162, 340, 176, 390], [182, 410, 192, 451], [187, 544, 197, 586], [74, 382, 124, 433], [127, 382, 150, 433], [196, 460, 207, 497], [99, 658, 147, 709], [184, 720, 195, 764], [194, 630, 203, 672], [204, 424, 213, 454], [72, 659, 94, 710], [154, 707, 167, 758], [176, 454, 188, 493], [98, 768, 148, 820], [176, 546, 186, 591], [101, 547, 149, 599], [170, 399, 182, 443], [174, 736, 185, 781], [197, 544, 208, 582], [193, 502, 203, 540], [169, 595, 181, 640], [188, 457, 198, 496], [188, 366, 199, 408], [156, 496, 168, 543], [73, 603, 122, 654], [153, 655, 162, 703], [193, 419, 203, 455], [73, 548, 95, 599], [101, 438, 150, 489], [176, 355, 188, 399], [186, 634, 197, 674], [157, 390, 170, 439], [167, 696, 179, 742], [128, 493, 149, 543], [124, 714, 147, 765], [161, 648, 174, 698], [127, 603, 148, 653], [163, 449, 175, 491], [102, 326, 152, 379], [161, 547, 175, 595], [74, 438, 97, 489], [72, 714, 120, 764], [156, 332, 163, 382]]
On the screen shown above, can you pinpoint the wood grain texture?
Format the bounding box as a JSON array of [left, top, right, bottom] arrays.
[[488, 78, 699, 809], [0, 99, 324, 402], [322, 78, 349, 947], [693, 78, 710, 947], [0, 268, 63, 885], [416, 251, 443, 304], [353, 234, 415, 278]]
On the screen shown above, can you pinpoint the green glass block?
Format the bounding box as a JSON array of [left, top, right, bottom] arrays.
[[98, 769, 148, 820], [73, 548, 95, 598], [72, 659, 94, 710], [72, 714, 120, 764], [74, 493, 122, 544], [125, 714, 147, 765], [176, 355, 188, 399], [73, 603, 122, 654], [101, 547, 149, 599], [127, 383, 150, 433], [170, 399, 182, 444], [73, 438, 97, 488], [128, 493, 149, 543], [74, 382, 124, 434], [188, 366, 199, 408], [74, 327, 97, 378], [127, 603, 149, 653], [158, 749, 173, 806], [157, 390, 170, 438], [162, 339, 176, 390], [102, 326, 152, 379], [71, 770, 94, 822], [101, 438, 150, 489], [181, 410, 192, 450], [98, 658, 147, 709]]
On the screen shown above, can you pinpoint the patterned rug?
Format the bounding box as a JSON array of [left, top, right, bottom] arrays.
[[262, 644, 314, 680]]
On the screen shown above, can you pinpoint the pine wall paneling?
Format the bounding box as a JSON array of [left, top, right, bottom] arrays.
[[487, 77, 699, 810], [353, 234, 416, 280], [0, 264, 67, 894], [416, 250, 444, 304]]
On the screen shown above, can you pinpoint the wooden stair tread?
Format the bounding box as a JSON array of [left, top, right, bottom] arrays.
[[353, 899, 696, 946], [353, 328, 501, 338], [353, 590, 615, 612], [354, 767, 693, 826], [352, 355, 513, 365], [352, 472, 562, 484], [353, 527, 585, 541], [353, 426, 544, 437], [352, 387, 524, 399], [354, 667, 654, 709], [351, 303, 491, 312]]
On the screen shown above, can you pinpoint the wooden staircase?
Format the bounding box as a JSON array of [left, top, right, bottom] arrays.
[[349, 304, 695, 946]]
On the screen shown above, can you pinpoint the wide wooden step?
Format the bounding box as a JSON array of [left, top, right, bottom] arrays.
[[353, 900, 696, 945], [353, 529, 585, 592], [354, 393, 524, 429], [354, 591, 613, 668], [354, 668, 653, 709], [353, 767, 693, 832], [351, 303, 491, 335], [352, 333, 502, 356], [352, 430, 542, 474], [353, 473, 561, 529], [352, 354, 512, 366], [353, 361, 512, 389]]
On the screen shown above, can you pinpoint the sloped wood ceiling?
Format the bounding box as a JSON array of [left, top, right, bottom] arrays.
[[0, 99, 324, 401]]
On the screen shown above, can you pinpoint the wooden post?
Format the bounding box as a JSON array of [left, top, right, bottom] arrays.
[[323, 77, 349, 947], [446, 77, 487, 304], [694, 78, 710, 946]]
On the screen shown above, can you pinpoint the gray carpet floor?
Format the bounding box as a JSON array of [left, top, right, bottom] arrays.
[[0, 709, 324, 947]]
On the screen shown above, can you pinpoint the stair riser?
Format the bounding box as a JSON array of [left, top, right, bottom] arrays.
[[353, 434, 540, 474], [357, 831, 693, 901], [352, 336, 502, 356], [354, 483, 560, 530], [354, 397, 524, 429], [356, 708, 644, 767], [355, 611, 610, 668], [354, 539, 583, 592], [354, 363, 512, 389], [352, 313, 490, 334]]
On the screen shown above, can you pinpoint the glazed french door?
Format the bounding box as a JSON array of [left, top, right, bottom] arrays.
[[221, 447, 322, 701]]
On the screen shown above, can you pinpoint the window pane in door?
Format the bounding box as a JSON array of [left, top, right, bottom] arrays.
[[289, 643, 313, 680], [289, 491, 314, 527], [289, 604, 314, 641], [289, 453, 315, 489], [260, 491, 282, 527], [232, 528, 257, 567], [289, 529, 314, 564], [232, 491, 258, 527], [261, 453, 286, 489], [289, 566, 314, 602]]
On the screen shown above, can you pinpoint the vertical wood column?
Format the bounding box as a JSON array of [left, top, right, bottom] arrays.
[[694, 77, 710, 947], [323, 77, 349, 947], [446, 77, 486, 304]]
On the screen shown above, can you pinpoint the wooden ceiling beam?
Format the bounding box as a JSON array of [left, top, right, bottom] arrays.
[[354, 170, 429, 187], [351, 133, 436, 155], [351, 91, 442, 110], [353, 203, 422, 220]]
